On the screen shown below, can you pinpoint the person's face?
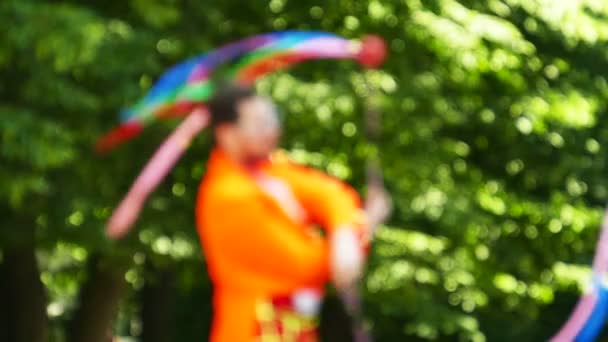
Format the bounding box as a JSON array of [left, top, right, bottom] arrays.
[[233, 96, 282, 159]]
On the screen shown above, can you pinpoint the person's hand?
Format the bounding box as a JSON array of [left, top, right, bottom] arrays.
[[330, 227, 364, 290]]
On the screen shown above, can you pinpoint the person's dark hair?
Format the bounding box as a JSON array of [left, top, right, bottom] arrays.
[[208, 83, 256, 128]]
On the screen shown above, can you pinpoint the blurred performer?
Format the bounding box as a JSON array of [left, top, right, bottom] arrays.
[[197, 84, 389, 341]]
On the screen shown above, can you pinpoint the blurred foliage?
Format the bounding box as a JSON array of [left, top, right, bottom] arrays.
[[2, 0, 608, 341]]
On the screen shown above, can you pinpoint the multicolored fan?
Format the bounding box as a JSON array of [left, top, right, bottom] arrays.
[[96, 31, 386, 152]]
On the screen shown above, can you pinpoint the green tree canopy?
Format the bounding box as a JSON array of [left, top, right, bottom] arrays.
[[2, 0, 608, 341]]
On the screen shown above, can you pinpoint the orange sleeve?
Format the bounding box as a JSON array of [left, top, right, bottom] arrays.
[[200, 189, 329, 287], [270, 163, 366, 234]]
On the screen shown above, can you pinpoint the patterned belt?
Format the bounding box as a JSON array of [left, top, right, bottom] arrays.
[[255, 288, 322, 342]]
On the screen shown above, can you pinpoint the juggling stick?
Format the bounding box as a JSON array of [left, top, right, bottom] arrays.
[[339, 36, 389, 342]]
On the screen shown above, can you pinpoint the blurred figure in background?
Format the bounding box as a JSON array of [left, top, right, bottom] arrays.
[[197, 84, 389, 341]]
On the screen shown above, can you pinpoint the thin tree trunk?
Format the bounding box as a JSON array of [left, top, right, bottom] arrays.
[[141, 260, 175, 342], [0, 256, 6, 342], [3, 244, 49, 342], [69, 254, 130, 342]]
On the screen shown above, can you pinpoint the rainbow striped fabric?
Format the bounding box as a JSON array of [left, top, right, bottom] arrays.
[[96, 31, 381, 152]]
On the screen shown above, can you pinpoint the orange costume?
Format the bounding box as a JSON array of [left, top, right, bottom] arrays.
[[196, 149, 365, 341]]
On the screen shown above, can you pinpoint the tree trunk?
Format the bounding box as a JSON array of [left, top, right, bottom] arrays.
[[69, 254, 130, 342], [0, 257, 7, 342], [141, 260, 175, 342], [3, 244, 49, 342]]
